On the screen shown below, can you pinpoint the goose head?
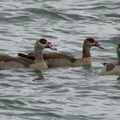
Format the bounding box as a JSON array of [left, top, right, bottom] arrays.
[[35, 38, 57, 50], [83, 37, 104, 49]]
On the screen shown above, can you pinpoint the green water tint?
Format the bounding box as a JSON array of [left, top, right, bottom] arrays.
[[0, 0, 120, 120]]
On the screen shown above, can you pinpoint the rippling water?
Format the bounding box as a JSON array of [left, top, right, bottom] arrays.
[[0, 0, 120, 120]]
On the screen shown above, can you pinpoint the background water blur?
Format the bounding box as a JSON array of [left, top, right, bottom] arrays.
[[0, 0, 120, 120]]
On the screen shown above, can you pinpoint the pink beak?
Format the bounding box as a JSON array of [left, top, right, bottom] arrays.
[[46, 43, 57, 50], [94, 42, 104, 49]]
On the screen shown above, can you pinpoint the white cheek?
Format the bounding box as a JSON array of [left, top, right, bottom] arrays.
[[91, 42, 95, 46], [37, 43, 44, 48]]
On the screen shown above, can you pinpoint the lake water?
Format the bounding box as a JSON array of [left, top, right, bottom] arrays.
[[0, 0, 120, 120]]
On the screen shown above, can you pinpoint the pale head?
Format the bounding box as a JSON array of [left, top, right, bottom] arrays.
[[35, 38, 57, 50]]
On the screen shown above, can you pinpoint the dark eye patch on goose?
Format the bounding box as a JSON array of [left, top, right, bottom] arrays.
[[39, 38, 47, 44], [86, 38, 95, 43]]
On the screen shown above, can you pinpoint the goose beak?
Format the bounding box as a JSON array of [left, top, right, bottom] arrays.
[[93, 42, 104, 49], [46, 43, 57, 50]]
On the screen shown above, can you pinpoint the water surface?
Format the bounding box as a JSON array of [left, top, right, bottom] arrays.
[[0, 0, 120, 120]]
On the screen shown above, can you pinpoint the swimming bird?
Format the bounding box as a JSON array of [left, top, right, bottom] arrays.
[[0, 38, 56, 70], [18, 37, 103, 68], [101, 44, 120, 75]]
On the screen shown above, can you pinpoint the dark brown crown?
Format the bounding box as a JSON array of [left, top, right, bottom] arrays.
[[86, 37, 95, 43]]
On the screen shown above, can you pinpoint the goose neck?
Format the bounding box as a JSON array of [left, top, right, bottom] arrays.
[[82, 45, 91, 58], [35, 48, 44, 62]]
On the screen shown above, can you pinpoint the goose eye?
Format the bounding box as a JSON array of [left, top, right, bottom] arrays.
[[39, 38, 47, 44], [94, 41, 97, 44]]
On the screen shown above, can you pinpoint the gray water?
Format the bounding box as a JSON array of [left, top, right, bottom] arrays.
[[0, 0, 120, 120]]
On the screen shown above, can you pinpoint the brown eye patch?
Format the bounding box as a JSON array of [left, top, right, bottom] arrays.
[[39, 38, 47, 44], [86, 37, 95, 43]]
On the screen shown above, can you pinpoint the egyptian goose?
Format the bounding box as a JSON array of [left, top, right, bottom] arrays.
[[0, 38, 56, 70], [18, 37, 103, 68], [101, 44, 120, 75]]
